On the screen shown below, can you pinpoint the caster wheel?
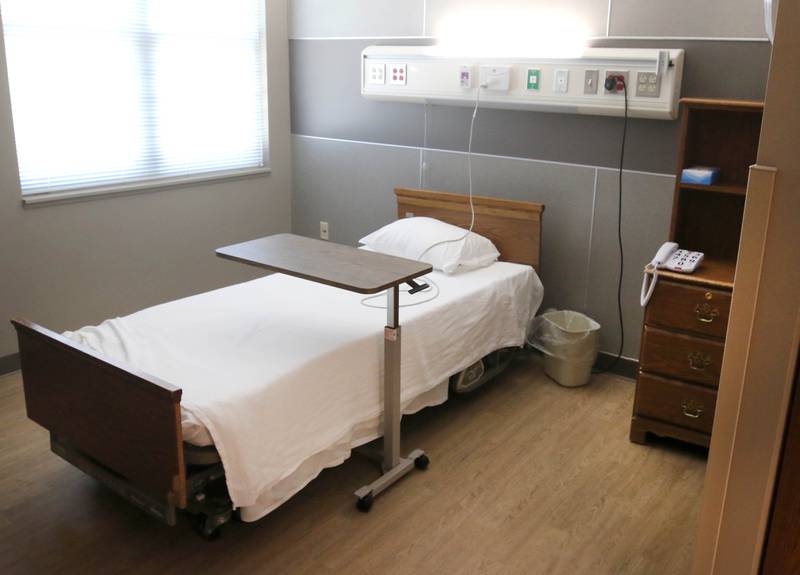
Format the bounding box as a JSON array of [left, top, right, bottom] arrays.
[[203, 527, 222, 542], [414, 454, 430, 470], [356, 493, 374, 513], [193, 514, 223, 541]]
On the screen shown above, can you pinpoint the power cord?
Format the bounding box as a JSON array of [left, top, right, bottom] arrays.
[[594, 75, 628, 375], [415, 80, 484, 261], [361, 80, 485, 311]]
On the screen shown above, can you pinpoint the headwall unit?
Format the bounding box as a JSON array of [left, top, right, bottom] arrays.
[[362, 46, 685, 120]]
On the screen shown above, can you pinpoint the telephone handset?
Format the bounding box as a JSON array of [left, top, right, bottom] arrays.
[[640, 242, 704, 306]]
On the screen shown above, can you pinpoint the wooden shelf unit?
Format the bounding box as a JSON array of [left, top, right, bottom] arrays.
[[631, 98, 764, 449]]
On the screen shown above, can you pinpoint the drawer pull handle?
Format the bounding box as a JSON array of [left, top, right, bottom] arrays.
[[695, 303, 720, 324], [682, 400, 704, 419], [688, 351, 713, 371]]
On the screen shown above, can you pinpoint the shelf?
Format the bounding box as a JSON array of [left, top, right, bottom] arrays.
[[679, 182, 747, 196], [646, 257, 737, 290], [680, 97, 764, 112]]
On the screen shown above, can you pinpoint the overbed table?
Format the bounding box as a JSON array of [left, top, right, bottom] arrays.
[[216, 233, 433, 510]]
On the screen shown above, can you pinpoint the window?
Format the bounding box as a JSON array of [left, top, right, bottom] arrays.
[[0, 0, 268, 200]]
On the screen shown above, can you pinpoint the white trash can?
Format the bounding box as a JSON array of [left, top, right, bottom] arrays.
[[528, 310, 601, 387]]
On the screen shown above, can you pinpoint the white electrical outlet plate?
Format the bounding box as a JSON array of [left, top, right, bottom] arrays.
[[389, 64, 407, 85], [636, 71, 661, 97], [367, 63, 385, 85], [554, 69, 569, 93], [459, 65, 473, 89], [319, 221, 329, 240], [480, 65, 511, 91], [584, 69, 599, 94]]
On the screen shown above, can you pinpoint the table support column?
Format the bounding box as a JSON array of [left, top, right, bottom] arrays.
[[353, 285, 428, 512], [384, 285, 401, 471]]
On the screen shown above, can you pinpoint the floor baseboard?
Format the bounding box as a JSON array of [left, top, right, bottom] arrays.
[[0, 353, 20, 376], [524, 346, 638, 381], [594, 352, 639, 380]]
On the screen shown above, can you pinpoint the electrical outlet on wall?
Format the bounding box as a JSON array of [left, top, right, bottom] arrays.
[[320, 221, 329, 240], [389, 64, 407, 85], [584, 69, 599, 94], [479, 65, 511, 91], [367, 63, 385, 85], [554, 69, 570, 94], [604, 70, 629, 94], [459, 65, 473, 89]]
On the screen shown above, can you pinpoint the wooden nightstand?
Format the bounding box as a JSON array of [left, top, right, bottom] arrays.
[[630, 99, 763, 448]]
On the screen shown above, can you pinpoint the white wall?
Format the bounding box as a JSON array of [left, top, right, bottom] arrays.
[[0, 0, 293, 359], [290, 0, 768, 39]]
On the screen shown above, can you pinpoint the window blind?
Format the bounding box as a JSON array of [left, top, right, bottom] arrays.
[[0, 0, 268, 198]]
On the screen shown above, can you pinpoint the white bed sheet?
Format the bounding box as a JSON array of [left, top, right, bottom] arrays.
[[65, 260, 543, 521]]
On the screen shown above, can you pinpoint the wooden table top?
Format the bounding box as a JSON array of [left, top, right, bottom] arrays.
[[216, 233, 433, 294]]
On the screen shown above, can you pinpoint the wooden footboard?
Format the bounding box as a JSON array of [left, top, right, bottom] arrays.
[[11, 319, 186, 522]]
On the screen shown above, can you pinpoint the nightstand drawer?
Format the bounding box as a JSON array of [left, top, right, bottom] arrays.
[[645, 281, 731, 339], [640, 326, 724, 387], [635, 373, 717, 434]]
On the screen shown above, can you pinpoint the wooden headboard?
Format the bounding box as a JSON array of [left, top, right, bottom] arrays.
[[395, 188, 545, 271]]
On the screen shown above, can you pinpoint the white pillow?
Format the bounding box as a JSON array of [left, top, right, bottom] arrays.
[[359, 217, 500, 274]]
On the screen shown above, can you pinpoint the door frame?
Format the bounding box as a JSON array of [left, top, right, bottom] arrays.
[[691, 2, 800, 572]]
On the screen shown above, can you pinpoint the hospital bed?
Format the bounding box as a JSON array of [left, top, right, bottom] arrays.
[[11, 188, 545, 538]]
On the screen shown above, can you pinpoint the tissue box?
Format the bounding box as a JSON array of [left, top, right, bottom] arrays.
[[681, 166, 721, 185]]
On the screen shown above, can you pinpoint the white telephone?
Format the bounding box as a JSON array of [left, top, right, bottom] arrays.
[[640, 242, 705, 306]]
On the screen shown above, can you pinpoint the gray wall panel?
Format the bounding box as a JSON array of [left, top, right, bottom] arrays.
[[288, 1, 773, 362], [426, 104, 679, 174], [421, 149, 596, 315], [290, 38, 770, 172], [292, 136, 421, 246], [290, 39, 425, 147], [290, 0, 425, 39], [585, 169, 675, 356], [292, 135, 678, 358], [591, 38, 771, 101], [609, 0, 767, 39]]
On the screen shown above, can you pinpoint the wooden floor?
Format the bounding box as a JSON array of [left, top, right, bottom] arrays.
[[0, 355, 707, 575]]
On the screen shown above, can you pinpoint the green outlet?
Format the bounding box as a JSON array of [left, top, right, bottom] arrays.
[[526, 68, 541, 91]]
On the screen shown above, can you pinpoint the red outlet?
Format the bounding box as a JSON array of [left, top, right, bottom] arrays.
[[604, 71, 629, 94]]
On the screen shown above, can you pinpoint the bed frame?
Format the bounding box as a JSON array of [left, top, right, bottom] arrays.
[[394, 188, 543, 271], [11, 188, 544, 537]]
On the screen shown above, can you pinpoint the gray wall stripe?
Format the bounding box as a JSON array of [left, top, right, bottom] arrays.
[[293, 133, 676, 178], [585, 168, 600, 311]]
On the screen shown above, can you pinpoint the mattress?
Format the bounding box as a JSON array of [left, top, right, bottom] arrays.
[[65, 260, 543, 521]]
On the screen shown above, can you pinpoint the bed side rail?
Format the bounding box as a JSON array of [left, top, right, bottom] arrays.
[[11, 318, 186, 513]]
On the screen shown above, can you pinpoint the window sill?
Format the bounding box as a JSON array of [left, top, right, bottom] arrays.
[[21, 166, 272, 207]]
